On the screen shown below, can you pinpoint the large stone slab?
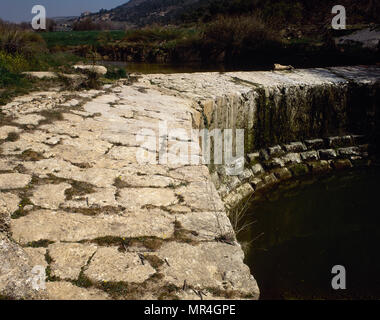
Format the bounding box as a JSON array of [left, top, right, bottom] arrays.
[[0, 234, 46, 299], [117, 188, 178, 211], [0, 174, 31, 190], [84, 247, 156, 283], [11, 210, 174, 244], [31, 183, 71, 210], [46, 282, 109, 300], [156, 242, 259, 298], [48, 243, 97, 280]]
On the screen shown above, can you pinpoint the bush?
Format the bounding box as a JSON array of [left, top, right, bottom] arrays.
[[0, 21, 47, 57], [0, 65, 22, 87], [123, 25, 198, 44], [202, 15, 283, 63], [73, 18, 97, 31], [105, 67, 127, 80], [0, 51, 29, 73]]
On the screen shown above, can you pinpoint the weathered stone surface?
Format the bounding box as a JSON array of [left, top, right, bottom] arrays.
[[85, 247, 156, 283], [0, 234, 46, 299], [318, 149, 338, 160], [225, 176, 241, 191], [156, 242, 259, 298], [223, 183, 254, 210], [263, 157, 285, 169], [175, 181, 225, 212], [250, 177, 263, 190], [118, 188, 178, 211], [326, 136, 353, 148], [31, 183, 71, 210], [0, 159, 16, 171], [283, 142, 307, 153], [238, 168, 253, 183], [0, 173, 31, 190], [267, 145, 285, 157], [251, 163, 265, 175], [22, 71, 59, 79], [338, 147, 361, 159], [11, 210, 174, 244], [1, 193, 20, 215], [14, 114, 45, 126], [300, 150, 319, 161], [0, 126, 21, 140], [307, 160, 332, 174], [46, 282, 109, 300], [74, 65, 107, 75], [118, 174, 175, 188], [24, 247, 48, 268], [177, 212, 232, 241], [210, 172, 221, 190], [48, 243, 97, 280], [305, 139, 325, 150], [272, 168, 292, 181], [63, 187, 118, 208], [0, 198, 12, 234], [281, 153, 302, 164]]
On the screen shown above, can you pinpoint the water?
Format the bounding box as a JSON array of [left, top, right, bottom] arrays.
[[238, 167, 380, 300], [98, 61, 272, 74]]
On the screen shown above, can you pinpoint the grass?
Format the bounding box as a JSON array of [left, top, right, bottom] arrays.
[[64, 180, 96, 201], [123, 26, 199, 44], [41, 31, 125, 49], [25, 240, 54, 248], [0, 23, 128, 105]]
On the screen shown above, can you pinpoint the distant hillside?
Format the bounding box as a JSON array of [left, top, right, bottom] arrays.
[[89, 0, 201, 26], [90, 0, 379, 27]]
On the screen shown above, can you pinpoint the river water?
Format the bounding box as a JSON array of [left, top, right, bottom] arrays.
[[238, 167, 380, 300], [99, 61, 272, 74]]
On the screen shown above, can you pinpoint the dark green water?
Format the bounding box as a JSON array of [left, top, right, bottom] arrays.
[[98, 61, 271, 74], [238, 167, 380, 300]]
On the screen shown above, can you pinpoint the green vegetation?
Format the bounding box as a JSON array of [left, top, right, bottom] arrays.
[[41, 30, 125, 49], [0, 22, 128, 105]]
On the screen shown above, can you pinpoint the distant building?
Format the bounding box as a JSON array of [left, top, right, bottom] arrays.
[[81, 11, 91, 17]]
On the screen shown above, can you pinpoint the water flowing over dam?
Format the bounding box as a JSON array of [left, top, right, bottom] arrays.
[[0, 65, 379, 300]]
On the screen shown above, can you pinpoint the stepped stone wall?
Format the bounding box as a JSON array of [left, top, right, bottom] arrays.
[[142, 66, 380, 211]]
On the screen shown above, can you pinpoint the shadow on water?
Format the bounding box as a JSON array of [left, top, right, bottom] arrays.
[[98, 60, 273, 74], [238, 167, 380, 300]]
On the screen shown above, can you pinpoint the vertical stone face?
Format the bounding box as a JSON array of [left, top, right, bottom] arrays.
[[205, 79, 378, 155]]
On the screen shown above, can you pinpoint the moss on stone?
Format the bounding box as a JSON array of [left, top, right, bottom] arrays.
[[289, 163, 309, 177], [64, 180, 96, 200], [25, 239, 54, 248]]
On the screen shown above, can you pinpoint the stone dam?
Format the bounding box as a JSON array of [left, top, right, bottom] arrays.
[[0, 66, 379, 300]]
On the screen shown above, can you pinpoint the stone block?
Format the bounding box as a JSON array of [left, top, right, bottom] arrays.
[[318, 149, 338, 160], [305, 139, 324, 150], [283, 142, 307, 153], [300, 150, 319, 161]]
